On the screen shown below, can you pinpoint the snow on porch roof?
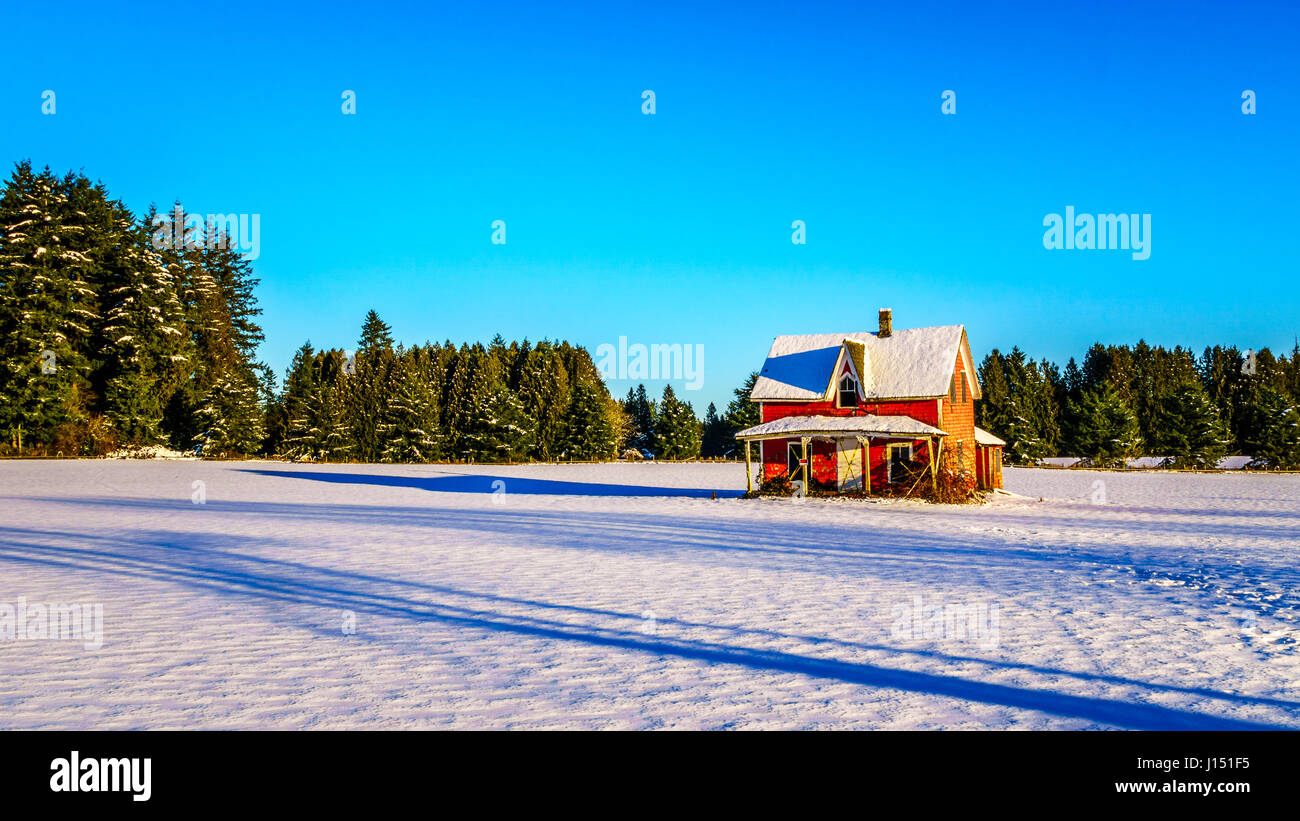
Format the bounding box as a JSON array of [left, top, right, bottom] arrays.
[[735, 414, 946, 441], [751, 325, 968, 401], [974, 426, 1006, 446]]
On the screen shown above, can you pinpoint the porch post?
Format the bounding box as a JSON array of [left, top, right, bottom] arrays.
[[930, 436, 941, 494], [744, 439, 753, 492], [858, 436, 871, 497], [800, 436, 811, 489]]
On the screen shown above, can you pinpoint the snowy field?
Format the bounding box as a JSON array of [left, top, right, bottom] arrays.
[[1, 459, 1298, 730]]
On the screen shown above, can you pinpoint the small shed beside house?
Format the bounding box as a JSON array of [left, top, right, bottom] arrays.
[[974, 426, 1005, 492]]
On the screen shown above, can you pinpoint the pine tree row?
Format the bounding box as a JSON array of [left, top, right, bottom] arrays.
[[0, 161, 266, 456], [619, 372, 761, 460], [978, 342, 1300, 469], [265, 313, 625, 463]]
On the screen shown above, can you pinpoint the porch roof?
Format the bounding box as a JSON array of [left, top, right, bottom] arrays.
[[735, 414, 946, 442], [974, 426, 1006, 446]]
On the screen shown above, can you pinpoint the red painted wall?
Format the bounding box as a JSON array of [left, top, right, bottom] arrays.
[[976, 444, 1003, 489], [756, 349, 984, 492]]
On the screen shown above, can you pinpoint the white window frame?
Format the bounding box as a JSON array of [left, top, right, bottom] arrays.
[[837, 372, 859, 409]]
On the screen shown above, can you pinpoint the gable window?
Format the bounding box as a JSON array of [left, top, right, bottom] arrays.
[[837, 373, 858, 409]]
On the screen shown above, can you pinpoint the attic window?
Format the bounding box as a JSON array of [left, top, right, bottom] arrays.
[[837, 373, 858, 408]]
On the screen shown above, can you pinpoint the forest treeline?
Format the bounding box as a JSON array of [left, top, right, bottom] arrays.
[[0, 161, 266, 457], [977, 343, 1300, 468], [3, 161, 1297, 468], [0, 161, 745, 462], [270, 316, 622, 463]]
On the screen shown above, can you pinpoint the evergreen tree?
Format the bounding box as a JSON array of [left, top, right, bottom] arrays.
[[282, 350, 352, 461], [1071, 384, 1142, 468], [1282, 341, 1300, 405], [976, 351, 1011, 438], [100, 206, 189, 444], [651, 385, 700, 459], [348, 311, 396, 461], [0, 163, 272, 456], [1056, 357, 1085, 454], [444, 343, 537, 461], [154, 204, 266, 453], [1243, 385, 1300, 468], [259, 362, 287, 456], [513, 340, 570, 459], [379, 347, 442, 463], [722, 371, 761, 457], [700, 402, 729, 458], [357, 309, 394, 355], [192, 364, 264, 456], [480, 384, 536, 461], [1157, 378, 1232, 468], [0, 162, 100, 450], [991, 349, 1058, 463], [622, 384, 655, 454], [312, 381, 354, 462], [561, 372, 618, 460], [278, 341, 317, 460], [443, 343, 486, 460]]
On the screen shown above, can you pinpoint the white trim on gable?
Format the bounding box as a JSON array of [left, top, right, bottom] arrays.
[[823, 343, 865, 405], [957, 328, 980, 401]]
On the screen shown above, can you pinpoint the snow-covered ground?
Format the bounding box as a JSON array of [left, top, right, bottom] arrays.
[[1041, 455, 1257, 469], [1, 460, 1297, 729]]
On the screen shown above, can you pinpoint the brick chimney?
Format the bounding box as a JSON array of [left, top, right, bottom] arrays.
[[878, 308, 892, 338]]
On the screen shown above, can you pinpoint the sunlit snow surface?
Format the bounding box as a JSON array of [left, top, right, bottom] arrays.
[[1, 460, 1297, 729]]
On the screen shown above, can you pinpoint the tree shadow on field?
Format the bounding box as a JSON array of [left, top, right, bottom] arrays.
[[0, 519, 1295, 730], [18, 491, 1300, 625], [240, 467, 745, 499]]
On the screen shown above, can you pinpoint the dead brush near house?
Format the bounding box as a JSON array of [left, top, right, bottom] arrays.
[[747, 473, 838, 499], [747, 473, 793, 498], [877, 451, 982, 504], [745, 450, 981, 503]]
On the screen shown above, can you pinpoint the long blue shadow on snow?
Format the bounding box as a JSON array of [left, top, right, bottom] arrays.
[[0, 521, 1293, 730], [239, 468, 744, 499]]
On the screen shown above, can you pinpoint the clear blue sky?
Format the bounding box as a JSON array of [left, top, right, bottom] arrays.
[[4, 0, 1298, 412]]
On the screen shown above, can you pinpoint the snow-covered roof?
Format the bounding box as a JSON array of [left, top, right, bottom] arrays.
[[751, 325, 976, 402], [735, 414, 946, 440], [974, 426, 1006, 446]]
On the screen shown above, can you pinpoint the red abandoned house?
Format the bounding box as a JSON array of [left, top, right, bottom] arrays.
[[736, 309, 1005, 495]]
